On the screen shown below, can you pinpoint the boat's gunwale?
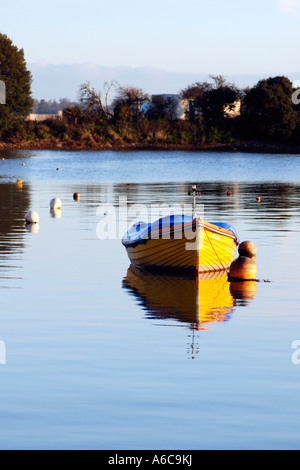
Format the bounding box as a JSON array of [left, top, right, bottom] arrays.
[[122, 218, 239, 248]]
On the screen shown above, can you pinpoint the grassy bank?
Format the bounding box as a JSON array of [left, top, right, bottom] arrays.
[[2, 139, 300, 154], [1, 117, 300, 154]]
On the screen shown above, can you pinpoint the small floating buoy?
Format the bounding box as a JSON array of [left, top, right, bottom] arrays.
[[227, 190, 232, 196], [229, 256, 257, 281], [16, 179, 23, 188], [2, 157, 5, 160], [56, 168, 59, 171], [22, 163, 25, 166], [50, 198, 62, 210], [25, 210, 39, 224], [238, 241, 256, 259], [73, 192, 80, 201], [256, 196, 261, 203]]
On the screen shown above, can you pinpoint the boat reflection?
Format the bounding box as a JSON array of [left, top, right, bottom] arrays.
[[123, 264, 257, 330]]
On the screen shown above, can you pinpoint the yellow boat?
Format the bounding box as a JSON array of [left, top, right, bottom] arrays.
[[123, 265, 257, 329], [122, 187, 239, 274]]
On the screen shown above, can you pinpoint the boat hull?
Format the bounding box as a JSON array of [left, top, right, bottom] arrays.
[[122, 219, 238, 274]]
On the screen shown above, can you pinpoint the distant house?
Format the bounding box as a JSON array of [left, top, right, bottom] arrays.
[[223, 99, 241, 118], [27, 110, 63, 122], [150, 94, 189, 120]]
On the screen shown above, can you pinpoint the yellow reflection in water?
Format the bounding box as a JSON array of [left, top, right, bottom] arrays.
[[123, 265, 257, 330]]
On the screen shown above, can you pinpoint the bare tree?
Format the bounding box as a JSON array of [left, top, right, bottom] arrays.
[[104, 80, 118, 115], [79, 81, 117, 119], [180, 83, 204, 101], [209, 74, 228, 89]]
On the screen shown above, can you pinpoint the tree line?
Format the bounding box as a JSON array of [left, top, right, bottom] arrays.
[[32, 98, 77, 115], [1, 32, 300, 148]]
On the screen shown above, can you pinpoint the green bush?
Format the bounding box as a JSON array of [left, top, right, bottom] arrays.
[[35, 123, 51, 140], [44, 119, 68, 139]]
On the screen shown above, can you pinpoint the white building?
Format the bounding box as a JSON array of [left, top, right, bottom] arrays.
[[27, 110, 63, 122], [223, 99, 241, 118]]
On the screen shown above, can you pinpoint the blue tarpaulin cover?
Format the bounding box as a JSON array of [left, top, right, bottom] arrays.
[[122, 215, 239, 247]]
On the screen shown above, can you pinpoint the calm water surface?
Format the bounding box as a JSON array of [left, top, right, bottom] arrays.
[[0, 149, 300, 450]]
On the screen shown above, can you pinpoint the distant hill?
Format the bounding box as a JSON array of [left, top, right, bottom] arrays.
[[28, 61, 300, 101]]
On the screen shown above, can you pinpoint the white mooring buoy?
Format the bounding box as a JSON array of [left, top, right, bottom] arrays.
[[49, 198, 62, 210], [25, 210, 40, 224]]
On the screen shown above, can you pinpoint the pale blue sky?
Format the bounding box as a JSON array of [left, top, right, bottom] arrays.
[[1, 0, 300, 74]]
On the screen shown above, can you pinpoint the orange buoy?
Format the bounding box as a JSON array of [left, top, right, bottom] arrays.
[[22, 163, 25, 166], [73, 192, 80, 201], [229, 256, 257, 281], [238, 241, 257, 259], [16, 179, 23, 188], [256, 196, 261, 203], [227, 190, 232, 196]]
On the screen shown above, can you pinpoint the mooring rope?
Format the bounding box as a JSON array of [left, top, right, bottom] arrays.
[[203, 222, 226, 270]]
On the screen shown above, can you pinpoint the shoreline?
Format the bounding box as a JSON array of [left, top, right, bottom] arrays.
[[1, 139, 300, 154]]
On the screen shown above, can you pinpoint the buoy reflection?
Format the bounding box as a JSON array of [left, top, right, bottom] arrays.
[[229, 280, 257, 306], [50, 208, 62, 219], [25, 222, 39, 233]]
